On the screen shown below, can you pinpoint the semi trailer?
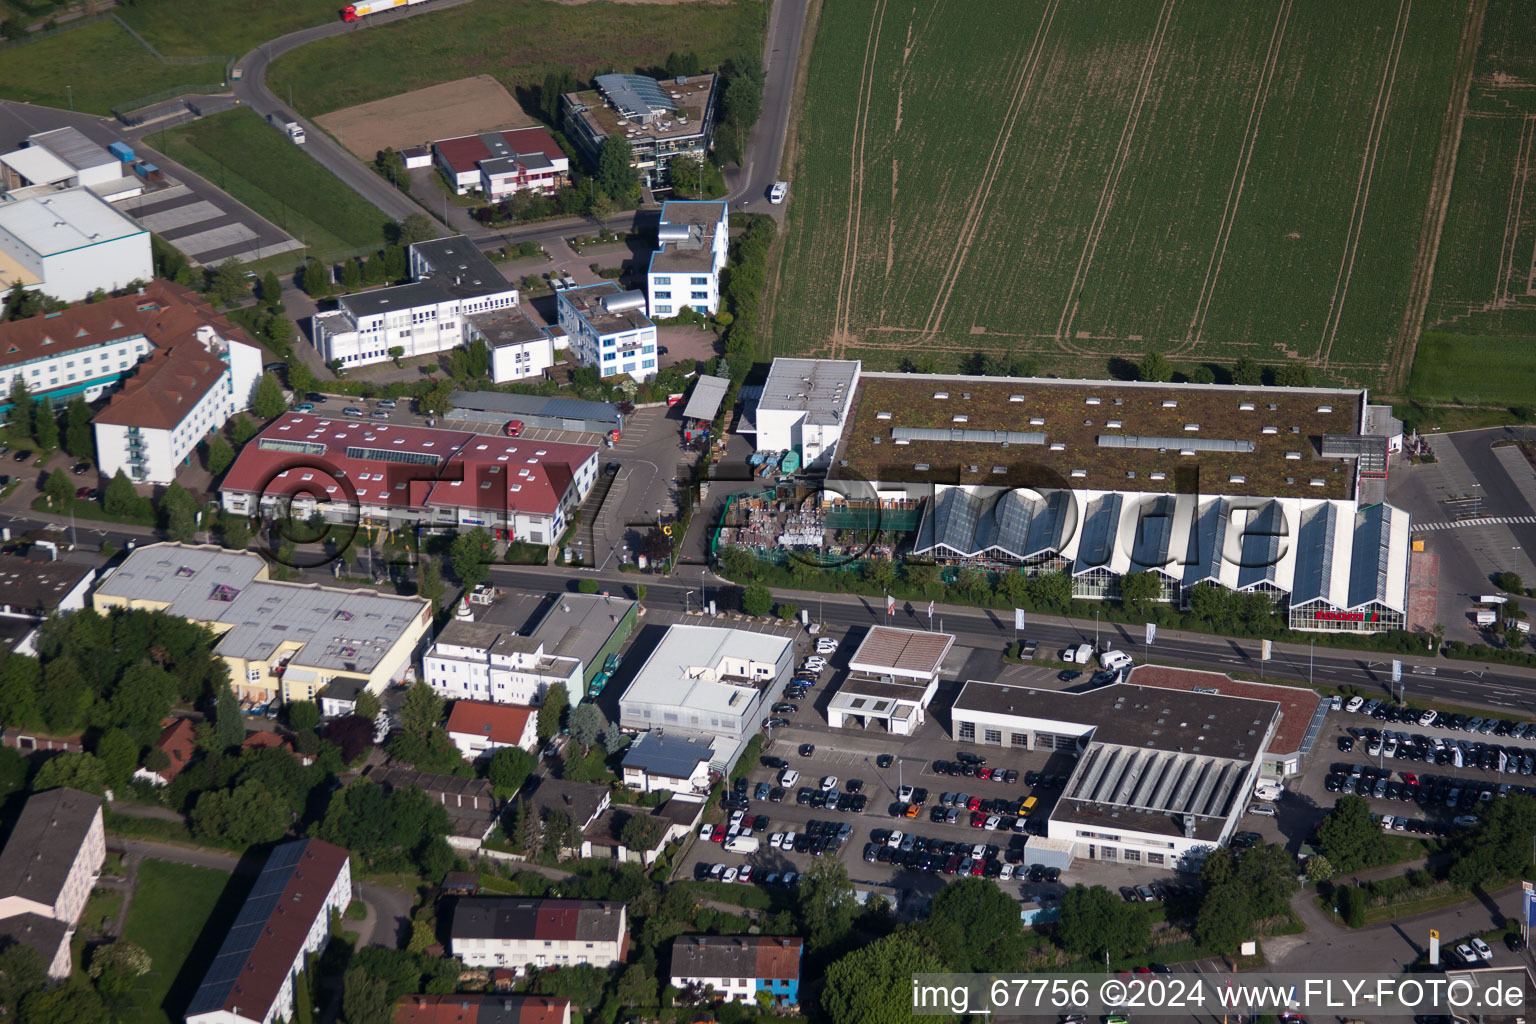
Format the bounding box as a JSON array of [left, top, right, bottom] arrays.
[[340, 0, 432, 21]]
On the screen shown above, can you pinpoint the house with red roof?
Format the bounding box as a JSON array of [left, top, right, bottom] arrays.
[[449, 898, 628, 973], [133, 717, 198, 786], [433, 127, 568, 198], [219, 413, 598, 546], [395, 994, 571, 1024], [445, 699, 538, 759], [669, 935, 803, 1007], [186, 838, 351, 1024]]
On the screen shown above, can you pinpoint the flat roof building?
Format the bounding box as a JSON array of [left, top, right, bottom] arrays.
[[562, 74, 718, 189], [555, 281, 658, 382], [620, 731, 715, 794], [647, 200, 728, 318], [618, 625, 794, 773], [432, 126, 569, 198], [0, 187, 151, 302], [827, 626, 954, 736], [448, 390, 624, 436], [0, 553, 95, 656], [743, 357, 860, 468], [467, 307, 556, 384], [93, 543, 432, 706]]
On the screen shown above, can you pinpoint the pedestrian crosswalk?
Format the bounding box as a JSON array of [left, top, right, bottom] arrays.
[[1416, 515, 1536, 531]]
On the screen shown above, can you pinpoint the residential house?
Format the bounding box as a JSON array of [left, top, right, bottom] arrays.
[[133, 717, 197, 786], [669, 935, 803, 1007], [445, 700, 538, 760], [448, 898, 627, 972], [619, 732, 713, 794], [394, 994, 573, 1024]]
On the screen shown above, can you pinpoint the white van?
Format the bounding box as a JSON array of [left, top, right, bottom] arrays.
[[1062, 643, 1094, 664], [723, 835, 760, 854], [1099, 650, 1133, 672]]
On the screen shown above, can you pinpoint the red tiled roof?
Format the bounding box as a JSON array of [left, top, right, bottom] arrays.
[[669, 935, 804, 983], [433, 127, 565, 174], [221, 413, 595, 520], [394, 994, 571, 1024], [1128, 666, 1321, 756], [153, 717, 198, 782], [445, 700, 534, 747], [0, 280, 247, 371], [92, 336, 228, 430], [241, 731, 292, 752]]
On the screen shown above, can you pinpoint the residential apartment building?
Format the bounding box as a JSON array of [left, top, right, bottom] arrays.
[[220, 415, 599, 546], [92, 543, 432, 705], [311, 236, 517, 369], [562, 73, 718, 189], [422, 593, 635, 707], [433, 127, 570, 198], [646, 200, 727, 318], [0, 187, 150, 302], [395, 995, 573, 1024], [446, 699, 538, 759], [555, 282, 657, 382], [669, 935, 803, 1007], [0, 787, 105, 979], [185, 838, 352, 1024], [449, 898, 628, 972]]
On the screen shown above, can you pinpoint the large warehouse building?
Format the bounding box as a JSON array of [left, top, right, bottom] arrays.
[[0, 187, 151, 302], [816, 369, 1411, 634], [950, 677, 1281, 871]]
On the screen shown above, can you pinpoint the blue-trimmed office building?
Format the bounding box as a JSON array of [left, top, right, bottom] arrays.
[[555, 282, 658, 382], [646, 201, 727, 319]]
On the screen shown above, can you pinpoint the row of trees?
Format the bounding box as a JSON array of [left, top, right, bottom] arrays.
[[5, 378, 94, 460]]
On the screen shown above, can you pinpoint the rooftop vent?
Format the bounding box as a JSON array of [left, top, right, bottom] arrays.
[[1009, 395, 1026, 403], [1229, 475, 1246, 484], [1309, 478, 1326, 487], [933, 391, 949, 400], [1070, 469, 1086, 478], [876, 411, 892, 420], [1184, 423, 1200, 431], [1029, 417, 1045, 426], [1162, 400, 1178, 409], [1262, 426, 1278, 435], [1317, 404, 1333, 413], [1085, 397, 1101, 406], [1285, 451, 1301, 460]]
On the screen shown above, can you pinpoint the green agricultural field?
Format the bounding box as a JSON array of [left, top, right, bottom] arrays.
[[267, 0, 765, 118], [1408, 333, 1536, 408], [1413, 0, 1536, 390], [149, 107, 391, 257], [116, 0, 341, 58], [771, 0, 1467, 390], [0, 19, 224, 114], [120, 858, 234, 1024]]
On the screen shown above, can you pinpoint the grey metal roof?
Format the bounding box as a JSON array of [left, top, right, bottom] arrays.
[[1182, 498, 1229, 586], [1348, 503, 1393, 607], [1236, 500, 1285, 589], [29, 127, 113, 171], [1073, 493, 1123, 574], [1289, 502, 1337, 606], [1097, 434, 1255, 453], [1128, 495, 1175, 571], [528, 592, 635, 668], [410, 235, 507, 294], [339, 281, 455, 317], [759, 358, 859, 426], [892, 427, 1046, 445], [682, 375, 729, 422], [595, 73, 676, 120], [622, 731, 714, 777], [449, 390, 622, 426]]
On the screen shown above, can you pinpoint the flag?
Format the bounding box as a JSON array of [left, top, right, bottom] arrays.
[[1014, 608, 1027, 631], [1261, 639, 1272, 661], [927, 600, 935, 618], [1453, 746, 1464, 768], [1145, 622, 1157, 645], [886, 593, 895, 616], [1391, 659, 1402, 683], [1500, 750, 1509, 773]]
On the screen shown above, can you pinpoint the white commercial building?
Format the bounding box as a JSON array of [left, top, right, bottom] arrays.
[[185, 839, 351, 1024], [311, 235, 517, 369], [0, 187, 151, 302], [556, 282, 658, 382], [432, 127, 570, 198], [1, 128, 123, 192], [825, 626, 952, 737], [646, 200, 727, 318], [950, 679, 1281, 871], [450, 898, 628, 972], [468, 306, 556, 383], [618, 624, 794, 774], [743, 358, 860, 468]]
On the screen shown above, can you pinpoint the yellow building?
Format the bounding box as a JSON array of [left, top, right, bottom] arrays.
[[93, 543, 431, 706]]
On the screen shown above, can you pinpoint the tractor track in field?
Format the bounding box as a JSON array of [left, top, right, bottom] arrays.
[[1056, 0, 1177, 355], [1174, 0, 1293, 358], [831, 0, 889, 358], [1318, 0, 1413, 368]]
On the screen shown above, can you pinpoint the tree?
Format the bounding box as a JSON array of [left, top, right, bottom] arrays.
[[301, 260, 330, 298], [620, 813, 664, 851], [192, 779, 291, 845], [287, 358, 315, 399], [1119, 570, 1161, 616], [635, 584, 647, 605], [32, 400, 57, 449], [354, 690, 381, 721], [741, 582, 773, 618], [1336, 883, 1365, 927], [389, 345, 404, 367], [1305, 854, 1335, 883], [18, 980, 108, 1024], [222, 515, 251, 550], [1195, 881, 1253, 954], [110, 662, 177, 741], [924, 877, 1032, 973], [251, 372, 287, 419], [0, 943, 46, 1018], [1056, 884, 1149, 960], [487, 746, 534, 796], [1027, 568, 1073, 610], [5, 376, 32, 438], [204, 434, 235, 477], [569, 701, 603, 752], [823, 932, 954, 1024], [1237, 842, 1299, 918], [1274, 362, 1315, 388], [596, 135, 638, 200], [342, 966, 392, 1024], [540, 67, 578, 125], [95, 727, 139, 790], [43, 468, 73, 509], [214, 681, 244, 749], [1139, 348, 1172, 382], [229, 414, 258, 444], [716, 60, 765, 167], [160, 481, 197, 543], [64, 396, 94, 462], [1496, 571, 1524, 595], [538, 683, 569, 743], [543, 807, 574, 853], [211, 258, 247, 306], [796, 856, 857, 952], [449, 527, 494, 589], [418, 555, 444, 610], [88, 940, 151, 998], [31, 751, 107, 794], [399, 682, 443, 737], [1449, 792, 1536, 889], [396, 213, 436, 247], [1317, 794, 1387, 871], [342, 258, 362, 290], [1233, 356, 1262, 386], [1191, 364, 1217, 384], [261, 270, 283, 308]]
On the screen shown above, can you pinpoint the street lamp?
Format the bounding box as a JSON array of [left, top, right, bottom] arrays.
[[1094, 608, 1100, 650], [701, 569, 708, 612]]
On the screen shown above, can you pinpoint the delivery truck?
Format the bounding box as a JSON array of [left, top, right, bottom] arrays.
[[340, 0, 433, 21], [266, 113, 305, 144]]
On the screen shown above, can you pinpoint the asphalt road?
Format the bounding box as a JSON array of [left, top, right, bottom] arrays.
[[723, 0, 808, 213]]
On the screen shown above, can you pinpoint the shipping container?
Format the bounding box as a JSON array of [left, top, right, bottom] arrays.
[[1476, 609, 1498, 626], [108, 141, 135, 163]]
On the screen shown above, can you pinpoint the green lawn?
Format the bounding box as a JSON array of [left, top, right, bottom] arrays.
[[149, 107, 390, 257], [1407, 332, 1536, 407], [267, 0, 765, 118], [117, 0, 342, 58], [770, 0, 1463, 390], [0, 19, 226, 114], [120, 859, 234, 1024]]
